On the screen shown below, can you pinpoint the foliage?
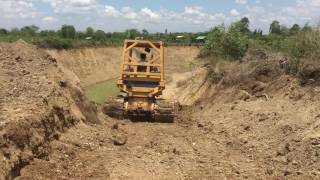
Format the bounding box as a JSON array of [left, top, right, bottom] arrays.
[[86, 27, 95, 37], [37, 36, 73, 49], [201, 20, 249, 60], [0, 24, 210, 48], [269, 20, 281, 34], [60, 25, 76, 39], [200, 17, 320, 79]]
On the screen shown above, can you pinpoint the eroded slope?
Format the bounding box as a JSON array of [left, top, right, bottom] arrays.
[[0, 41, 99, 179]]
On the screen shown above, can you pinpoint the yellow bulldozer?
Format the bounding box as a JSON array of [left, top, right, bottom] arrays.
[[103, 40, 178, 122]]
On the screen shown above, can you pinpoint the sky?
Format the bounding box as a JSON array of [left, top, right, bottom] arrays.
[[0, 0, 319, 33]]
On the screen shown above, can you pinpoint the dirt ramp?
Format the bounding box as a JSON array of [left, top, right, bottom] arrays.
[[0, 41, 99, 179]]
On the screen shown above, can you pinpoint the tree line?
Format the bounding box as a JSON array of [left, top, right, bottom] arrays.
[[0, 19, 314, 50], [0, 25, 207, 49]]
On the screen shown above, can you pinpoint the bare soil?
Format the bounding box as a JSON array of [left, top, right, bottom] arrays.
[[0, 41, 99, 180], [2, 43, 320, 180]]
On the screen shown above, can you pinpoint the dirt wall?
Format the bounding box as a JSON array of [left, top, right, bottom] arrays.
[[47, 46, 201, 87], [0, 41, 99, 179]]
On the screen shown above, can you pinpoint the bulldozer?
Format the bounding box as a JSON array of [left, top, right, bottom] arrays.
[[103, 40, 178, 122]]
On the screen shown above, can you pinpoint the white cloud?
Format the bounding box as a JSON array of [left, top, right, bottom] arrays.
[[184, 6, 203, 15], [46, 0, 98, 14], [1, 0, 320, 33], [105, 5, 120, 17], [0, 0, 39, 19], [140, 8, 161, 21], [121, 7, 138, 20], [230, 9, 240, 16], [42, 16, 57, 22], [235, 0, 247, 5]]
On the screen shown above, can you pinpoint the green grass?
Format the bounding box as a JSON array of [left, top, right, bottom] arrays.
[[84, 78, 120, 104]]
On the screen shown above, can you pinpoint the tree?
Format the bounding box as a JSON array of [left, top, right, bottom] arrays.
[[39, 30, 56, 37], [302, 23, 312, 32], [239, 17, 250, 34], [229, 17, 250, 34], [20, 25, 39, 36], [142, 29, 149, 36], [280, 25, 289, 35], [60, 25, 76, 39], [126, 29, 140, 39], [252, 29, 263, 37], [10, 28, 20, 36], [94, 30, 106, 41], [203, 23, 248, 60], [0, 28, 7, 35], [290, 24, 301, 34], [269, 20, 281, 34], [86, 27, 94, 37]]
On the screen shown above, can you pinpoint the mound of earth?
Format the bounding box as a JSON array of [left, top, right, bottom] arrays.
[[0, 41, 99, 179]]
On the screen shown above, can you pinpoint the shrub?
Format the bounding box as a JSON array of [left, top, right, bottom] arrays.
[[37, 37, 73, 49], [200, 22, 249, 61]]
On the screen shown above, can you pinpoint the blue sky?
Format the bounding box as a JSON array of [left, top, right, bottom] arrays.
[[0, 0, 319, 32]]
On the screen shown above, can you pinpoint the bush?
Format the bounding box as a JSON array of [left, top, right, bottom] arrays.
[[200, 23, 249, 61], [37, 37, 73, 49]]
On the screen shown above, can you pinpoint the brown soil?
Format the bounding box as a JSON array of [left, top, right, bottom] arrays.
[[0, 41, 99, 180], [16, 79, 320, 179], [2, 43, 320, 180]]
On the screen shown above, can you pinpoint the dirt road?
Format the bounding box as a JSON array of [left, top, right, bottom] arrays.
[[18, 84, 320, 180], [17, 110, 262, 180]]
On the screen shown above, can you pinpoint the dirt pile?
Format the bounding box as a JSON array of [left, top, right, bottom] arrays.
[[0, 41, 99, 179]]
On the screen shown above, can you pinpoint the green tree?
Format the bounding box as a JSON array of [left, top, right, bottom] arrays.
[[280, 25, 289, 35], [142, 29, 149, 36], [39, 30, 56, 37], [60, 25, 76, 39], [94, 30, 106, 41], [302, 23, 312, 32], [269, 20, 281, 34], [252, 29, 263, 36], [227, 17, 250, 34], [290, 24, 301, 34], [0, 28, 7, 35], [10, 28, 20, 36], [86, 27, 95, 37], [126, 29, 140, 39], [239, 17, 250, 34], [20, 25, 39, 36]]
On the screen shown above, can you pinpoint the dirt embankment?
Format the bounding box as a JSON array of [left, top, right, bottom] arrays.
[[187, 49, 320, 179], [0, 41, 99, 179], [6, 44, 320, 179], [47, 46, 200, 87]]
